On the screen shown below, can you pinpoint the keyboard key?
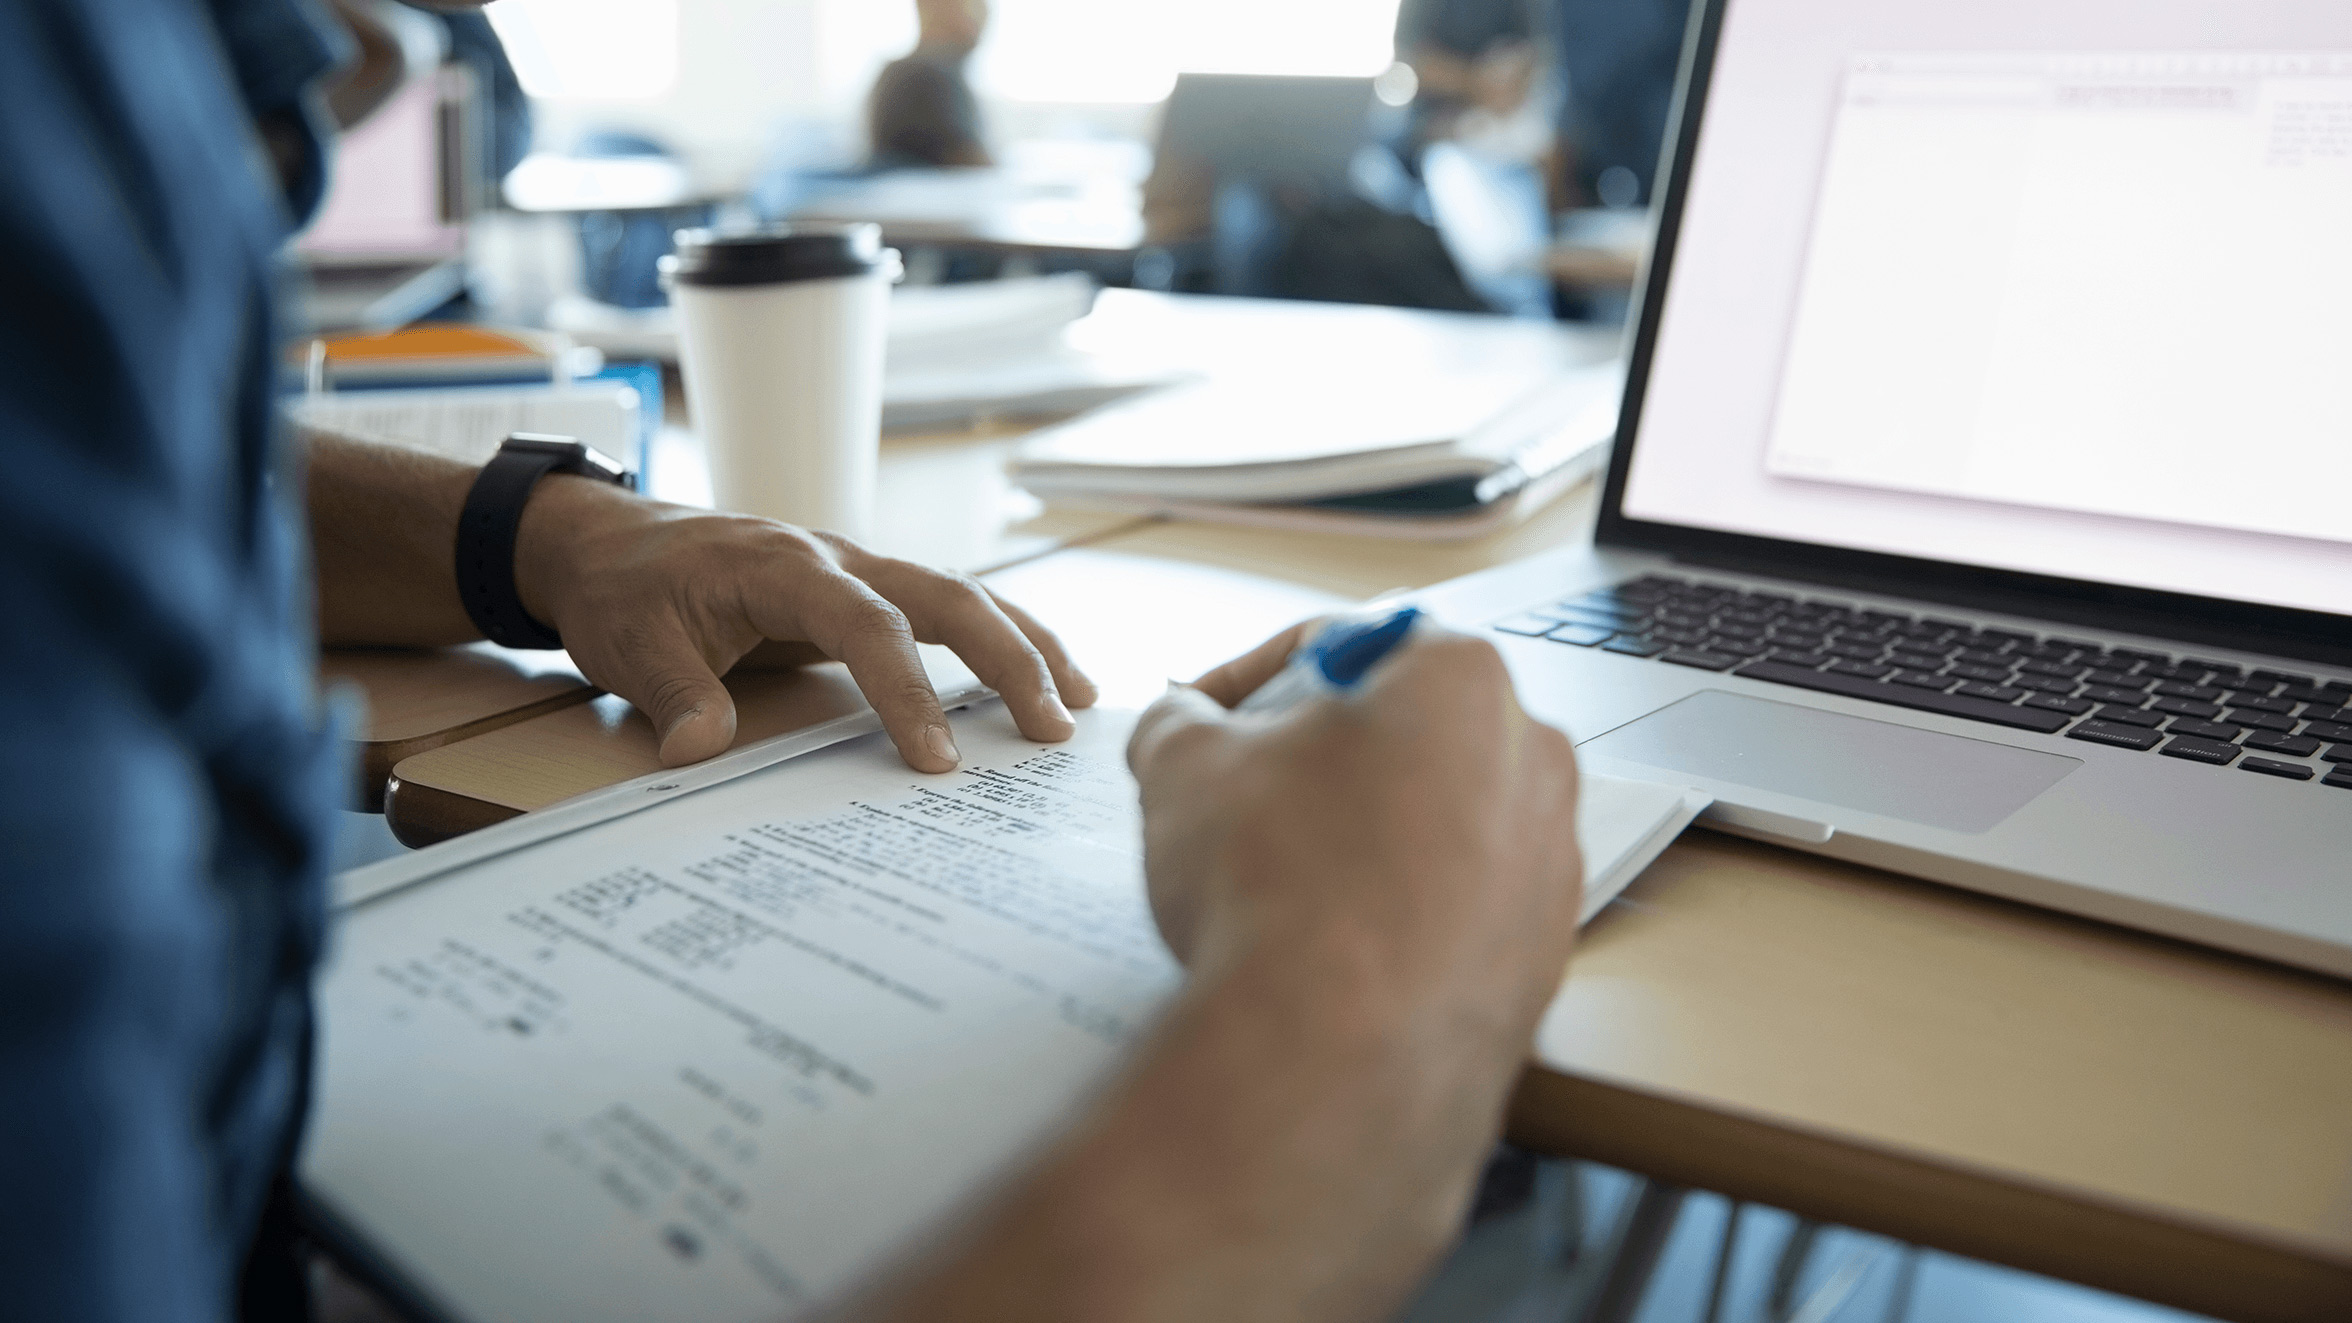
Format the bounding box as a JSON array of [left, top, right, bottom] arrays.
[[2327, 769, 2352, 791], [2229, 692, 2296, 714], [2242, 731, 2321, 757], [2080, 684, 2149, 705], [2017, 659, 2088, 679], [1825, 659, 1894, 679], [1545, 623, 1615, 647], [1661, 648, 1742, 671], [2021, 693, 2096, 715], [2301, 705, 2349, 725], [1826, 642, 1888, 661], [2105, 647, 2170, 665], [2013, 674, 2080, 695], [1766, 649, 1830, 667], [1952, 681, 2027, 702], [2167, 718, 2242, 741], [2281, 684, 2341, 703], [1710, 621, 1767, 641], [2241, 757, 2315, 781], [2160, 736, 2239, 765], [2068, 720, 2164, 751], [2150, 680, 2224, 701], [1652, 626, 1711, 645], [2324, 744, 2352, 765], [1731, 660, 2072, 732], [2303, 720, 2352, 743], [2149, 696, 2222, 719], [1704, 636, 1770, 657], [1601, 635, 1668, 658], [1887, 650, 1949, 671], [2226, 710, 2297, 733], [1549, 605, 1639, 630], [2096, 704, 2165, 728], [2142, 664, 2207, 682], [2247, 668, 2314, 688], [1495, 614, 1563, 636], [2082, 669, 2149, 688], [1890, 670, 1957, 691], [1945, 662, 2012, 683], [2185, 658, 2245, 682], [1953, 648, 2011, 667], [1563, 593, 1649, 620]]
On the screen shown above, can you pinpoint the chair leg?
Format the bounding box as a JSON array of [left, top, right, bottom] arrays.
[[1768, 1219, 1825, 1321], [1702, 1200, 1745, 1323], [1881, 1246, 1922, 1323], [1570, 1179, 1689, 1323]]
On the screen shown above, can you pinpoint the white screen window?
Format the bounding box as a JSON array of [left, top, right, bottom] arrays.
[[1766, 52, 2352, 545]]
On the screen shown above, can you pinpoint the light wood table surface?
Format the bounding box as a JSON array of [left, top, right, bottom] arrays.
[[329, 301, 2351, 1320], [395, 512, 2352, 1323]]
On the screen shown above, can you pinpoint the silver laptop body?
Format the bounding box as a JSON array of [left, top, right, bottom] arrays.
[[1419, 0, 2352, 977]]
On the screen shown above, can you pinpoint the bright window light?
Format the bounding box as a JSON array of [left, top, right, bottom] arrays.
[[975, 0, 1403, 104], [487, 0, 680, 101]]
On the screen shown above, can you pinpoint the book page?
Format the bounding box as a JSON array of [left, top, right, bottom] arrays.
[[305, 703, 1696, 1323], [305, 706, 1177, 1323]]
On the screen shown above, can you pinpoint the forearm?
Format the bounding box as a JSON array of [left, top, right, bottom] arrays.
[[305, 428, 483, 646], [839, 929, 1533, 1323]]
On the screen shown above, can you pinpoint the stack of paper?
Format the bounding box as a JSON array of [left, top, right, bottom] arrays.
[[1007, 362, 1622, 539], [306, 702, 1704, 1323]]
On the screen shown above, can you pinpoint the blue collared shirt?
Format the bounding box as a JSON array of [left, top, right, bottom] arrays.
[[0, 0, 348, 1318]]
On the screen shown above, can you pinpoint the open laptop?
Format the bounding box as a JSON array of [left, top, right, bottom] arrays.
[[1418, 0, 2352, 977], [1154, 73, 1376, 193]]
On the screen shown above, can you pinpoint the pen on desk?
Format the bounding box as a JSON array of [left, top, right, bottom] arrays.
[[1237, 606, 1425, 715]]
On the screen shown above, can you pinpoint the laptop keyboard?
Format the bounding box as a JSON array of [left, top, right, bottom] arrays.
[[1495, 574, 2352, 790]]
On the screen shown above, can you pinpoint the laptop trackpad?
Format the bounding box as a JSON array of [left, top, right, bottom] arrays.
[[1581, 690, 2080, 834]]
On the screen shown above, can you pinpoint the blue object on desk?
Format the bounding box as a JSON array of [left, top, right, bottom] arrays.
[[1238, 606, 1425, 713]]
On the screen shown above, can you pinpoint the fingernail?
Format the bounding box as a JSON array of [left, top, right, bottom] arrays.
[[925, 724, 960, 767], [662, 705, 703, 740], [1043, 692, 1074, 726]]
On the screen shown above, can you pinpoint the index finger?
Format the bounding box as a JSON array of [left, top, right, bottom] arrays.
[[786, 572, 962, 773]]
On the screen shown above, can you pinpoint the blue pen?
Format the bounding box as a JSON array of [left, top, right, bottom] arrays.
[[1236, 606, 1426, 714]]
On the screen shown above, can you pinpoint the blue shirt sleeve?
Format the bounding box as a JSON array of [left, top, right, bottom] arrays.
[[0, 1, 346, 1319]]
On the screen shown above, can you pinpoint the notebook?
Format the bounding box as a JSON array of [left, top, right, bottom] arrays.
[[305, 701, 1705, 1323], [1006, 363, 1621, 539]]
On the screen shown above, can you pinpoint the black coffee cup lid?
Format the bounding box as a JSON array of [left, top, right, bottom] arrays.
[[662, 223, 888, 288]]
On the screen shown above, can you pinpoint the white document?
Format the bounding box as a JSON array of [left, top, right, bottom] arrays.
[[289, 380, 642, 466], [305, 704, 1700, 1323]]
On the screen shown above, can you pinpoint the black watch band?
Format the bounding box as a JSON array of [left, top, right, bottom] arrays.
[[455, 433, 634, 650]]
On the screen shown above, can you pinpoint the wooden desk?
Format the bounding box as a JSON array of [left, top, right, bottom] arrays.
[[374, 517, 2352, 1322], [321, 644, 592, 812], [326, 288, 2349, 1319]]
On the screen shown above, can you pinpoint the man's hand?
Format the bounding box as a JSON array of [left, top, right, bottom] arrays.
[[512, 474, 1093, 769], [305, 433, 1093, 771], [1128, 620, 1583, 1042], [839, 624, 1583, 1323]]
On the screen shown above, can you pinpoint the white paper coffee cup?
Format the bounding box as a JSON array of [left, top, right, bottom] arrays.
[[662, 224, 900, 540]]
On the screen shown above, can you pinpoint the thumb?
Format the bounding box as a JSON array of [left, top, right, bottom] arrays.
[[608, 640, 739, 768], [1127, 681, 1233, 784]]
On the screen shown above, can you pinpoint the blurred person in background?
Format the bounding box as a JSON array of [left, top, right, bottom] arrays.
[[1549, 0, 1687, 209], [3, 4, 1588, 1323], [1392, 0, 1550, 170], [867, 0, 992, 169]]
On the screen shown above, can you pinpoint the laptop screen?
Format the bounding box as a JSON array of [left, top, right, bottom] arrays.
[[1619, 0, 2352, 620]]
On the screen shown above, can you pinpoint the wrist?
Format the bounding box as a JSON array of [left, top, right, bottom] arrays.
[[509, 472, 637, 634]]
